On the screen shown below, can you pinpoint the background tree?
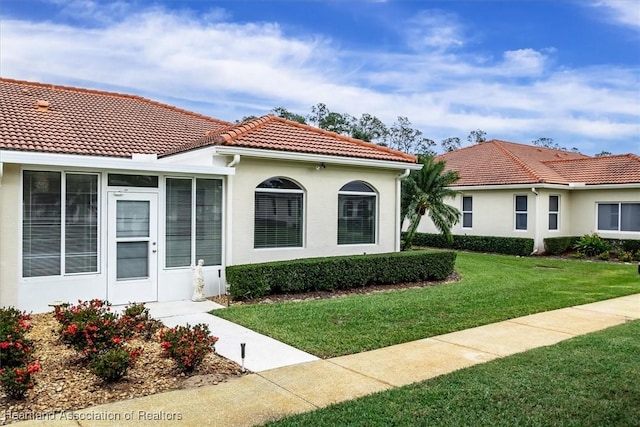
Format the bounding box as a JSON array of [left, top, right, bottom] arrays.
[[441, 137, 461, 152], [401, 156, 461, 250], [271, 107, 307, 124], [467, 129, 487, 144], [595, 151, 612, 157], [350, 113, 387, 143], [235, 115, 258, 123], [386, 116, 433, 155]]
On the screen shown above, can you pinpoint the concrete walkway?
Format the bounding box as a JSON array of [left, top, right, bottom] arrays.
[[145, 300, 319, 372], [9, 294, 639, 427]]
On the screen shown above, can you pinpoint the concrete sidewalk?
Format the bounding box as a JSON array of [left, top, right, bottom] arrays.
[[9, 294, 639, 427]]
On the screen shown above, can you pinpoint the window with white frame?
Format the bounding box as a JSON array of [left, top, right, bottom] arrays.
[[254, 177, 303, 248], [165, 178, 223, 267], [549, 195, 559, 230], [597, 203, 640, 232], [515, 195, 528, 230], [462, 196, 473, 228], [338, 181, 376, 245], [23, 171, 99, 277]]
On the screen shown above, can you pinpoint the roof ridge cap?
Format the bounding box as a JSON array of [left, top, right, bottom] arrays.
[[1, 77, 231, 126], [494, 140, 542, 182], [271, 116, 417, 163], [215, 115, 274, 144]]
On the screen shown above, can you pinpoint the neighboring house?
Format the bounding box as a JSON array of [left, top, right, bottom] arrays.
[[418, 140, 640, 252], [0, 78, 420, 312]]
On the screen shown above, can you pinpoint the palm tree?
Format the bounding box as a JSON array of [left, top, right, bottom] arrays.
[[401, 156, 461, 250]]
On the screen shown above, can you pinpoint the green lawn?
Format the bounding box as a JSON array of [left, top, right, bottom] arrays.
[[263, 319, 640, 427], [213, 252, 640, 358]]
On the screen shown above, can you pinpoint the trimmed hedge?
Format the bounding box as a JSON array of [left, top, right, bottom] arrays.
[[407, 232, 534, 256], [544, 236, 580, 255], [544, 236, 640, 255], [226, 251, 457, 300]]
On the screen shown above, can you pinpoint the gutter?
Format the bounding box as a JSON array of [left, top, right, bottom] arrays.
[[395, 169, 411, 252], [224, 155, 240, 276]]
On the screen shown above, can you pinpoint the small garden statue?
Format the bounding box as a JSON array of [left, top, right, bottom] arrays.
[[191, 259, 206, 302]]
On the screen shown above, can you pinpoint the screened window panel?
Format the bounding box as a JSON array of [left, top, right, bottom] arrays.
[[116, 201, 149, 238], [108, 174, 158, 187], [255, 193, 303, 248], [515, 195, 527, 212], [338, 194, 375, 245], [620, 203, 640, 232], [65, 174, 98, 274], [549, 195, 559, 212], [549, 213, 558, 230], [597, 204, 618, 231], [23, 171, 62, 277], [515, 213, 528, 230], [462, 196, 472, 212], [117, 241, 148, 280], [463, 213, 473, 228], [515, 195, 528, 230], [195, 179, 223, 265], [462, 196, 472, 228], [166, 178, 192, 267]]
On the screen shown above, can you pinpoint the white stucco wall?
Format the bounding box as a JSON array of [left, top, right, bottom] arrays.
[[567, 187, 640, 240], [418, 188, 537, 240], [417, 185, 639, 252], [229, 157, 400, 265], [0, 163, 20, 307]]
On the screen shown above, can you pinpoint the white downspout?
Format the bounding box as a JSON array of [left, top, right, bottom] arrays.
[[395, 169, 411, 252], [224, 155, 240, 294], [531, 187, 540, 255]]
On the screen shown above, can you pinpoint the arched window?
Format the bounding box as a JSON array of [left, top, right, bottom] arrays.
[[255, 177, 304, 248], [338, 181, 376, 245]]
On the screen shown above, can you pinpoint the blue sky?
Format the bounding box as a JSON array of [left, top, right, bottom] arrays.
[[1, 0, 639, 155]]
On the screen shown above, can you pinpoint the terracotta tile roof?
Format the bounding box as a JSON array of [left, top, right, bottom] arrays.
[[1, 78, 416, 164], [544, 154, 640, 185], [188, 115, 417, 163], [0, 78, 231, 158], [436, 140, 639, 186]]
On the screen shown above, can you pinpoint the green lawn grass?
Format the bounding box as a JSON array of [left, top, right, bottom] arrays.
[[213, 252, 639, 358], [263, 320, 640, 427]]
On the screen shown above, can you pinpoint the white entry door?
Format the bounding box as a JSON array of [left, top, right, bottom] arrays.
[[107, 192, 158, 305]]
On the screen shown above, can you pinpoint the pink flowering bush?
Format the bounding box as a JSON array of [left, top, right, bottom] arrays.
[[0, 362, 41, 399], [53, 299, 130, 357], [53, 300, 146, 382], [0, 307, 39, 399], [159, 323, 219, 372], [120, 302, 161, 340]]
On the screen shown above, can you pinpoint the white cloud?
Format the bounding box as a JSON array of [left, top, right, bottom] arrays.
[[1, 3, 638, 155], [404, 10, 465, 52], [501, 49, 548, 77], [591, 0, 640, 28]]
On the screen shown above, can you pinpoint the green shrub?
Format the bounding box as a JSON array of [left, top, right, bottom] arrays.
[[616, 250, 634, 262], [407, 232, 533, 256], [544, 236, 580, 255], [90, 347, 143, 382], [159, 323, 218, 373], [597, 251, 611, 261], [574, 233, 611, 257], [226, 251, 457, 300], [53, 299, 128, 357], [0, 362, 40, 400]]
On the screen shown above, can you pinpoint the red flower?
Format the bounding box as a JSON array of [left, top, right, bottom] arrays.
[[27, 361, 40, 374], [111, 337, 122, 345], [0, 341, 10, 349], [67, 324, 78, 334]]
